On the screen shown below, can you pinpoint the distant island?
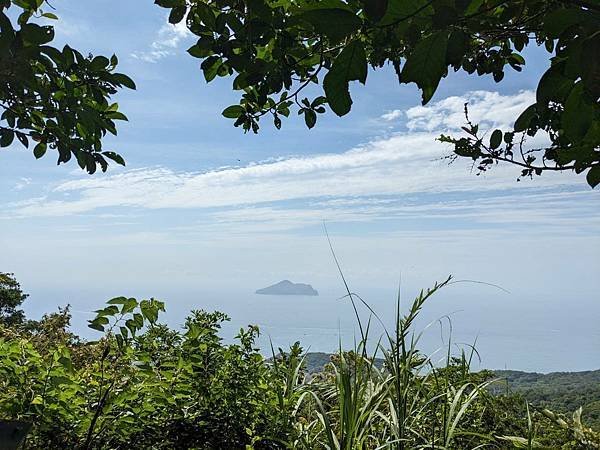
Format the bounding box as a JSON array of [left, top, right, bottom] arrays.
[[255, 280, 318, 296]]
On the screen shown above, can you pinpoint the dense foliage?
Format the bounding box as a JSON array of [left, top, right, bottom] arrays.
[[0, 276, 598, 449], [0, 272, 27, 326], [158, 0, 600, 186], [494, 370, 600, 431], [0, 0, 134, 173]]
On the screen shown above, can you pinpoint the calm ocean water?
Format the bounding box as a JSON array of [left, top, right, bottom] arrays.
[[28, 284, 600, 373]]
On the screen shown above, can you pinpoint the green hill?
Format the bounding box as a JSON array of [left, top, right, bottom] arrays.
[[493, 369, 600, 429]]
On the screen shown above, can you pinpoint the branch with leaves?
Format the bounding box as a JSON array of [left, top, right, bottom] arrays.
[[156, 0, 599, 187], [0, 0, 135, 173]]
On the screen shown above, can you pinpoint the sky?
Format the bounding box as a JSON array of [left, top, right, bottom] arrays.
[[0, 1, 599, 371]]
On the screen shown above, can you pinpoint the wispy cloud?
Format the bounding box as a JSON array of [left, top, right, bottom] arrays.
[[131, 19, 191, 63], [3, 90, 592, 225], [381, 110, 403, 121], [13, 177, 32, 191]]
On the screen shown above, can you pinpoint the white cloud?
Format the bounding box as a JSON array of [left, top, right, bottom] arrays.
[[405, 90, 535, 132], [3, 90, 591, 222], [131, 19, 191, 63], [381, 110, 403, 121]]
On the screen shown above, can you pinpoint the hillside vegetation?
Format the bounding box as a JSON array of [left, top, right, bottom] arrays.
[[305, 355, 600, 431], [494, 370, 600, 430], [0, 275, 599, 449]]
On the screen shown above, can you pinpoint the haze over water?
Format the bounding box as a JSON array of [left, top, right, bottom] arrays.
[[26, 279, 600, 374]]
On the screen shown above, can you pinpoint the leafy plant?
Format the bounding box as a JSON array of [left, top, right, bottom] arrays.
[[0, 0, 135, 172]]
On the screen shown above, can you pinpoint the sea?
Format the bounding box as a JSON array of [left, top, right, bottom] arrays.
[[31, 282, 600, 374]]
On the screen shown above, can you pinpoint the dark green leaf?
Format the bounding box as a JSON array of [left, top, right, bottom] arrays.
[[90, 56, 109, 71], [513, 104, 537, 132], [0, 129, 14, 147], [536, 65, 573, 104], [489, 129, 502, 150], [543, 8, 585, 38], [201, 56, 222, 82], [586, 166, 600, 188], [20, 23, 54, 45], [563, 82, 594, 141], [401, 31, 449, 104], [33, 142, 46, 159], [222, 105, 244, 118], [169, 6, 187, 24], [103, 151, 126, 166], [112, 73, 136, 90], [107, 296, 128, 305], [304, 109, 317, 129], [323, 40, 368, 116]]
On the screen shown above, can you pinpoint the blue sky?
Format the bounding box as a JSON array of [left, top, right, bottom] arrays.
[[1, 1, 599, 369]]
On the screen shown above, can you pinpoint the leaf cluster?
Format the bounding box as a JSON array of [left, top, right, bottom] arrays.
[[0, 0, 135, 172]]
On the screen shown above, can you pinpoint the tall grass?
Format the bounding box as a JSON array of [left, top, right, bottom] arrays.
[[287, 270, 600, 449]]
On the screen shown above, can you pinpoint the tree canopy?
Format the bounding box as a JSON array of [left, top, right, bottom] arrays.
[[156, 0, 600, 186], [0, 272, 27, 326], [0, 0, 135, 173]]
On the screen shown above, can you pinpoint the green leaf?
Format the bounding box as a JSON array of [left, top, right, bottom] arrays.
[[513, 104, 537, 132], [42, 12, 58, 20], [125, 319, 137, 335], [563, 82, 594, 141], [543, 8, 586, 38], [112, 73, 136, 90], [33, 142, 46, 159], [20, 23, 54, 45], [0, 129, 14, 147], [88, 321, 105, 332], [304, 109, 317, 129], [536, 65, 573, 104], [489, 129, 502, 150], [90, 55, 109, 71], [323, 40, 367, 116], [103, 151, 126, 166], [222, 105, 244, 119], [297, 9, 361, 43], [201, 56, 222, 82], [401, 31, 449, 104], [586, 166, 600, 188], [446, 30, 468, 66], [187, 43, 212, 58], [121, 297, 138, 314], [581, 34, 600, 99], [169, 6, 187, 24], [105, 111, 128, 121]]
